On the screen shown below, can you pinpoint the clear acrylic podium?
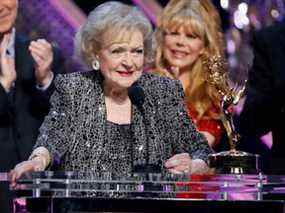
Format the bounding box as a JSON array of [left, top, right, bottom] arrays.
[[5, 171, 285, 212]]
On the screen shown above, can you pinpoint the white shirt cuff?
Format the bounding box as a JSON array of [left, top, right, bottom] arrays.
[[36, 72, 54, 91]]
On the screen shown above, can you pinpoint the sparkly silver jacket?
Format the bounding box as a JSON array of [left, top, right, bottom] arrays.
[[35, 71, 212, 172]]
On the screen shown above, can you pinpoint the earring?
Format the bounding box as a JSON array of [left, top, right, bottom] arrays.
[[92, 60, 100, 70]]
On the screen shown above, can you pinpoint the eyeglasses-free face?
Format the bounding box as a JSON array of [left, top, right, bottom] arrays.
[[163, 26, 205, 70], [98, 29, 144, 90], [0, 0, 18, 34]]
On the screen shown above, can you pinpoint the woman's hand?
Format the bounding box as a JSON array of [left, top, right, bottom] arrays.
[[165, 153, 192, 174], [9, 159, 44, 188], [165, 153, 210, 174], [190, 159, 210, 174]]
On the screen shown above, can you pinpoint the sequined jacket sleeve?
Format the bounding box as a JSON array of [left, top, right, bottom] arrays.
[[33, 73, 77, 165], [155, 77, 213, 162]]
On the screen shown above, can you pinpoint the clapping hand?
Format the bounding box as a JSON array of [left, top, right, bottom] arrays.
[[29, 39, 54, 87], [0, 33, 16, 92]]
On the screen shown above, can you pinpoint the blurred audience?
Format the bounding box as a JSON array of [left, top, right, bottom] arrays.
[[0, 0, 64, 212], [239, 19, 285, 174]]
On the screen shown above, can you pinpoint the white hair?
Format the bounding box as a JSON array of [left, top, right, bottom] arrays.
[[74, 1, 153, 68]]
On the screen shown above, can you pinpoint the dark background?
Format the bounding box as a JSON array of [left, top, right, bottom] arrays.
[[73, 0, 229, 30], [73, 0, 168, 14]]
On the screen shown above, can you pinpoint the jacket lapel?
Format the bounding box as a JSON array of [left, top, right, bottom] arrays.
[[132, 74, 164, 170]]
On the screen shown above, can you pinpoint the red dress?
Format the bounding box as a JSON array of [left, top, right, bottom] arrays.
[[186, 103, 223, 147]]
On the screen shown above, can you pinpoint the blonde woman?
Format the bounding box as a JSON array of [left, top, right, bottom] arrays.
[[154, 0, 226, 148]]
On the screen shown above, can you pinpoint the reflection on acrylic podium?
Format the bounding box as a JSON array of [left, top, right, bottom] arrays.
[[3, 171, 285, 213]]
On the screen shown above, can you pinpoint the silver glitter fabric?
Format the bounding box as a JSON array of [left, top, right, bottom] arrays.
[[101, 121, 133, 175], [34, 71, 212, 174]]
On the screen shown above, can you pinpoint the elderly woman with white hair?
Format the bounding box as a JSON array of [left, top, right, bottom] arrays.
[[10, 1, 212, 183]]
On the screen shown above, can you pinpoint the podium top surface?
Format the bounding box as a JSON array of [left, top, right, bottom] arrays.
[[3, 171, 285, 201]]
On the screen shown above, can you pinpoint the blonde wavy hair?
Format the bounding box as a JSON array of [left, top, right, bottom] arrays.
[[155, 0, 226, 120]]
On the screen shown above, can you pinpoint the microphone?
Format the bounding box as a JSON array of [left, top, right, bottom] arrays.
[[128, 83, 145, 109], [128, 83, 161, 174]]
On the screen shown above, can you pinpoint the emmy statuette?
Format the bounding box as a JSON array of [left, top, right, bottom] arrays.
[[203, 55, 260, 174]]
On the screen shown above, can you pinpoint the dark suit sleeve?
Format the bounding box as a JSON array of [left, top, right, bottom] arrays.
[[239, 31, 276, 137], [166, 80, 213, 162], [0, 84, 10, 116]]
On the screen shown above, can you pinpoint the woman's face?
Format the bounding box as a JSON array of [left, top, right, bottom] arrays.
[[98, 30, 144, 89], [163, 26, 205, 70]]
